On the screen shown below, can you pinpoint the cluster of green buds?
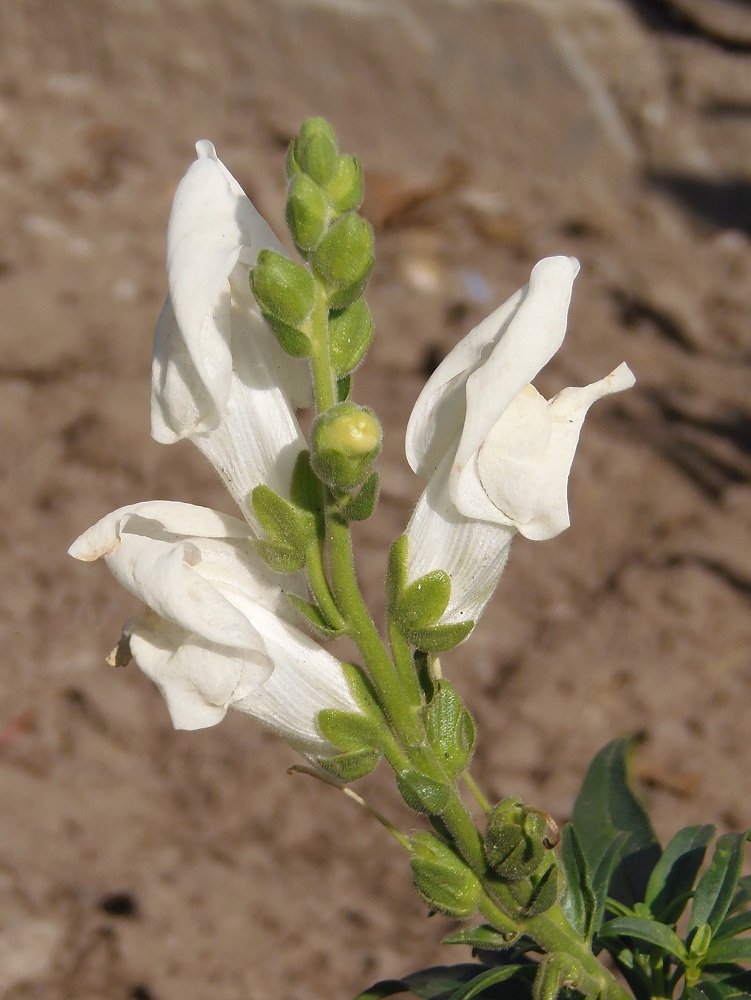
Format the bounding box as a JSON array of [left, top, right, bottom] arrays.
[[484, 797, 560, 918]]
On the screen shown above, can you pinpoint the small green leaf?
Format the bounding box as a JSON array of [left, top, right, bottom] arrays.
[[591, 831, 630, 933], [645, 824, 716, 924], [318, 709, 382, 752], [395, 571, 451, 631], [690, 832, 751, 934], [397, 769, 450, 815], [341, 472, 379, 522], [252, 484, 314, 554], [290, 451, 325, 532], [442, 925, 519, 952], [714, 908, 751, 941], [254, 539, 305, 573], [409, 621, 474, 653], [318, 748, 381, 782], [287, 595, 345, 638], [599, 916, 688, 963], [571, 739, 660, 909], [426, 682, 475, 778], [449, 964, 527, 1000], [560, 823, 596, 940], [730, 875, 751, 915]]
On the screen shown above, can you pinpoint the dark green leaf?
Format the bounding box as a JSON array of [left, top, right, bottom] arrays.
[[404, 965, 504, 999], [715, 909, 751, 941], [705, 937, 751, 965], [729, 875, 751, 915], [688, 984, 728, 1000], [599, 916, 688, 962], [560, 823, 596, 940], [592, 831, 630, 932], [449, 964, 527, 999], [645, 824, 715, 924], [571, 739, 660, 908], [352, 980, 411, 1000], [690, 832, 751, 934]]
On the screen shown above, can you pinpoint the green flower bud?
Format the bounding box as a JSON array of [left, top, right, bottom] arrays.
[[329, 299, 374, 377], [286, 174, 330, 253], [410, 832, 482, 918], [250, 249, 316, 357], [426, 682, 476, 779], [312, 214, 374, 309], [326, 155, 364, 213], [293, 116, 338, 185], [311, 402, 382, 491], [484, 797, 548, 881]]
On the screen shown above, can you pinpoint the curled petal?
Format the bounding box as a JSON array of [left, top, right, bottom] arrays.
[[451, 256, 579, 506], [476, 363, 635, 539], [406, 454, 514, 625], [128, 614, 271, 730]]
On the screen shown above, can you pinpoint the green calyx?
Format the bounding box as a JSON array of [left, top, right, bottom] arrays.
[[426, 682, 476, 779], [251, 484, 316, 573], [312, 213, 374, 309], [311, 402, 382, 492], [329, 299, 374, 378], [250, 249, 315, 357], [289, 116, 339, 185], [484, 797, 550, 881], [286, 173, 330, 253], [409, 832, 482, 918]]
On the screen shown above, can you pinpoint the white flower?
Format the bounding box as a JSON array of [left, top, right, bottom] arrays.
[[151, 140, 312, 524], [405, 256, 635, 626], [69, 501, 358, 752]]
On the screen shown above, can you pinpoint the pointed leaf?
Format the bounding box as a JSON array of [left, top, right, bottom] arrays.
[[560, 823, 596, 940], [288, 594, 345, 638], [571, 739, 660, 909], [645, 824, 716, 924], [442, 925, 519, 952], [599, 916, 688, 963], [409, 621, 474, 653], [715, 909, 751, 941], [730, 875, 751, 915], [402, 964, 513, 1000], [690, 832, 751, 934], [449, 964, 527, 999], [352, 981, 411, 1000], [592, 831, 630, 933]]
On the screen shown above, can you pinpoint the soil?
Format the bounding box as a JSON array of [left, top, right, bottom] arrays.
[[1, 1, 751, 998]]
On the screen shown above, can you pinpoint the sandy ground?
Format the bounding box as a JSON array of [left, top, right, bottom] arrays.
[[1, 1, 751, 998]]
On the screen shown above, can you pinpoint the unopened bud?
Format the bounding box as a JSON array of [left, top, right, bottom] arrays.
[[312, 213, 374, 309], [484, 797, 548, 881], [286, 174, 330, 253], [293, 117, 338, 185], [409, 832, 482, 918], [326, 155, 364, 213], [311, 402, 382, 491], [250, 250, 316, 357]]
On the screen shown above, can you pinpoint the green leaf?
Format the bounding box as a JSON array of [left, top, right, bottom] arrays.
[[408, 621, 474, 653], [715, 908, 751, 941], [442, 925, 519, 952], [403, 964, 515, 1000], [705, 937, 751, 965], [690, 832, 751, 934], [426, 682, 475, 778], [287, 595, 345, 638], [644, 824, 715, 925], [254, 539, 305, 573], [352, 980, 412, 1000], [599, 916, 688, 962], [318, 709, 382, 753], [591, 831, 630, 933], [560, 823, 596, 940], [571, 739, 660, 909], [342, 472, 379, 522], [395, 571, 451, 631], [397, 769, 450, 815], [251, 484, 314, 554], [318, 748, 381, 782], [290, 451, 326, 533], [729, 875, 751, 915]]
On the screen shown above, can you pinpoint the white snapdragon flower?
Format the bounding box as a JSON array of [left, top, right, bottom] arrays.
[[71, 144, 359, 752], [151, 140, 312, 524], [69, 502, 356, 752], [405, 256, 635, 626]]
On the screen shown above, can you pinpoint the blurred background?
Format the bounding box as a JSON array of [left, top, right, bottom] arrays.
[[1, 1, 751, 997]]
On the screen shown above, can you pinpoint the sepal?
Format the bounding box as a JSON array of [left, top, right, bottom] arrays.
[[318, 708, 383, 753], [325, 155, 364, 213], [251, 485, 316, 558], [254, 539, 305, 574], [286, 173, 330, 253], [289, 451, 326, 536], [341, 662, 382, 718], [408, 621, 474, 653], [442, 924, 520, 951], [396, 769, 449, 815], [337, 473, 379, 523], [287, 595, 345, 639], [409, 832, 482, 918], [426, 682, 475, 778], [393, 570, 451, 631], [292, 116, 338, 185], [484, 797, 548, 880]]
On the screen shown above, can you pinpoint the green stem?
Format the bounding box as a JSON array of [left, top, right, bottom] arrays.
[[388, 617, 423, 709], [305, 538, 345, 631], [463, 772, 491, 814]]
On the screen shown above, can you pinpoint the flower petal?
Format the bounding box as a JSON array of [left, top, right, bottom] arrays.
[[451, 256, 579, 510], [153, 141, 311, 444], [477, 363, 636, 540], [406, 453, 514, 625], [128, 613, 272, 730]]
